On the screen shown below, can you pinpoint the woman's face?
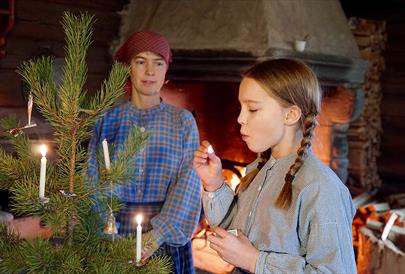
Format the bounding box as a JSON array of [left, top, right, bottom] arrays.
[[129, 51, 167, 98], [237, 77, 291, 155]]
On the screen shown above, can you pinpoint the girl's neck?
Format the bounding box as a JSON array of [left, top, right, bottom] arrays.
[[272, 128, 303, 159]]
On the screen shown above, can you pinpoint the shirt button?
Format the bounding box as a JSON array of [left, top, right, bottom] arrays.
[[208, 192, 215, 199], [258, 185, 262, 191], [139, 169, 143, 173], [249, 211, 252, 217], [140, 127, 146, 132]]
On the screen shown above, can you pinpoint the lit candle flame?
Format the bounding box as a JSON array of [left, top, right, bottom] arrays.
[[136, 214, 143, 225], [207, 145, 214, 154], [40, 145, 47, 157]]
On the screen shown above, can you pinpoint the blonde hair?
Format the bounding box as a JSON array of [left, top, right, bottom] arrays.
[[237, 58, 321, 209]]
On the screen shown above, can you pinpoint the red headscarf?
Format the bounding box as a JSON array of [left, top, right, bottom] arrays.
[[115, 31, 172, 97], [115, 31, 172, 65]]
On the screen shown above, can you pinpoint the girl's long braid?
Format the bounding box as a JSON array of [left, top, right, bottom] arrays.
[[237, 149, 271, 193], [275, 113, 317, 209]]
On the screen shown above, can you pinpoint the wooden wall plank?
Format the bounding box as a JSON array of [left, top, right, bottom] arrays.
[[381, 115, 405, 131], [0, 70, 25, 107], [380, 17, 405, 182], [14, 0, 121, 45], [381, 94, 405, 117], [37, 0, 127, 11]]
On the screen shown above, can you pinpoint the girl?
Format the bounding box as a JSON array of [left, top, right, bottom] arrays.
[[193, 59, 356, 273]]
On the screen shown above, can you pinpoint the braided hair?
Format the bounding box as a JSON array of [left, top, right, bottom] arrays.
[[237, 58, 321, 209]]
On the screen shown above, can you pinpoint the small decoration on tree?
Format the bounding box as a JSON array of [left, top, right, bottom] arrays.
[[59, 189, 77, 198], [104, 208, 118, 237], [24, 92, 37, 129], [7, 127, 22, 137], [6, 91, 37, 137]]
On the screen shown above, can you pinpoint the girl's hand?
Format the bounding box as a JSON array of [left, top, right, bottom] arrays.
[[207, 227, 259, 273], [193, 141, 224, 192]]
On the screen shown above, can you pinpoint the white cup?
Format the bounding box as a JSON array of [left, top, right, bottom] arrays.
[[294, 40, 306, 52]]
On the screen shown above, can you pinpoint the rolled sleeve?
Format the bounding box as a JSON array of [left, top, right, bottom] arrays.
[[202, 183, 235, 227]]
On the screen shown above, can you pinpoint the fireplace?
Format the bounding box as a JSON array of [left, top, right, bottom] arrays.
[[117, 0, 368, 183]]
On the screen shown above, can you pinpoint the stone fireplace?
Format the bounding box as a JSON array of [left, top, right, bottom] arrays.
[[116, 0, 368, 183]]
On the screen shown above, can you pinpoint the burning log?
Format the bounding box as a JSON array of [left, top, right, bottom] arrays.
[[352, 189, 378, 209], [353, 195, 405, 274], [357, 227, 405, 274]]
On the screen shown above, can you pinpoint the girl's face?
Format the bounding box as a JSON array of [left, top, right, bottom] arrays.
[[237, 77, 291, 156]]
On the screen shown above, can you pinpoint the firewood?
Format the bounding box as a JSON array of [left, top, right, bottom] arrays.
[[348, 17, 386, 189]]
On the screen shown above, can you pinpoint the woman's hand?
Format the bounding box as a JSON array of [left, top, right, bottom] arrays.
[[140, 231, 160, 264], [208, 227, 259, 273], [193, 141, 224, 192]]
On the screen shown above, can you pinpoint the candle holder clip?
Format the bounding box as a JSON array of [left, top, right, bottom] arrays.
[[59, 189, 77, 198], [39, 197, 50, 205], [128, 259, 146, 267], [22, 122, 37, 129]]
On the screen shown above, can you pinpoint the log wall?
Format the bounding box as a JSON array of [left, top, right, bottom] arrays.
[[0, 0, 125, 128]]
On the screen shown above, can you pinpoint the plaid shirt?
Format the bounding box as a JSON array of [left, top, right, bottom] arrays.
[[88, 100, 201, 248]]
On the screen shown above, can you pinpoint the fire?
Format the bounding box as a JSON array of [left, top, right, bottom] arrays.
[[230, 174, 239, 191]]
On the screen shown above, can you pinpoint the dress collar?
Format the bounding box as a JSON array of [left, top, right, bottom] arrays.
[[126, 99, 166, 116], [264, 149, 314, 171]]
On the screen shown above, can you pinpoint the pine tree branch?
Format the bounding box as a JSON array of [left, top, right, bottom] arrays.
[[68, 127, 78, 193], [84, 62, 129, 118], [58, 12, 94, 122]]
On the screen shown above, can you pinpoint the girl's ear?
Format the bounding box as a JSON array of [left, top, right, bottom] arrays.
[[285, 105, 302, 125]]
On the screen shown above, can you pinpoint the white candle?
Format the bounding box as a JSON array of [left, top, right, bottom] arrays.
[[39, 145, 47, 199], [136, 214, 143, 264], [102, 139, 111, 170]]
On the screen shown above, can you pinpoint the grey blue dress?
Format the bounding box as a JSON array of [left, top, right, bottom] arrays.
[[203, 152, 357, 273]]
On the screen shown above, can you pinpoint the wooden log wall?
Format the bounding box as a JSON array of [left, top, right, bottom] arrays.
[[0, 0, 126, 138], [379, 9, 405, 189], [348, 18, 386, 189]]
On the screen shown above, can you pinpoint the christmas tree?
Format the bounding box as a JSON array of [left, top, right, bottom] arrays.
[[0, 11, 171, 273]]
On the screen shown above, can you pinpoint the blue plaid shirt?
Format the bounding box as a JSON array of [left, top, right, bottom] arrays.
[[88, 100, 201, 247]]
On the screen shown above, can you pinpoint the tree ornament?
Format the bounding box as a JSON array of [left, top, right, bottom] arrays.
[[103, 208, 118, 238], [7, 92, 36, 137], [23, 92, 37, 129], [7, 127, 22, 137]]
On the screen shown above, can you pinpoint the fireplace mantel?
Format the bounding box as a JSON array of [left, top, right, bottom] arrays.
[[168, 48, 368, 87]]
